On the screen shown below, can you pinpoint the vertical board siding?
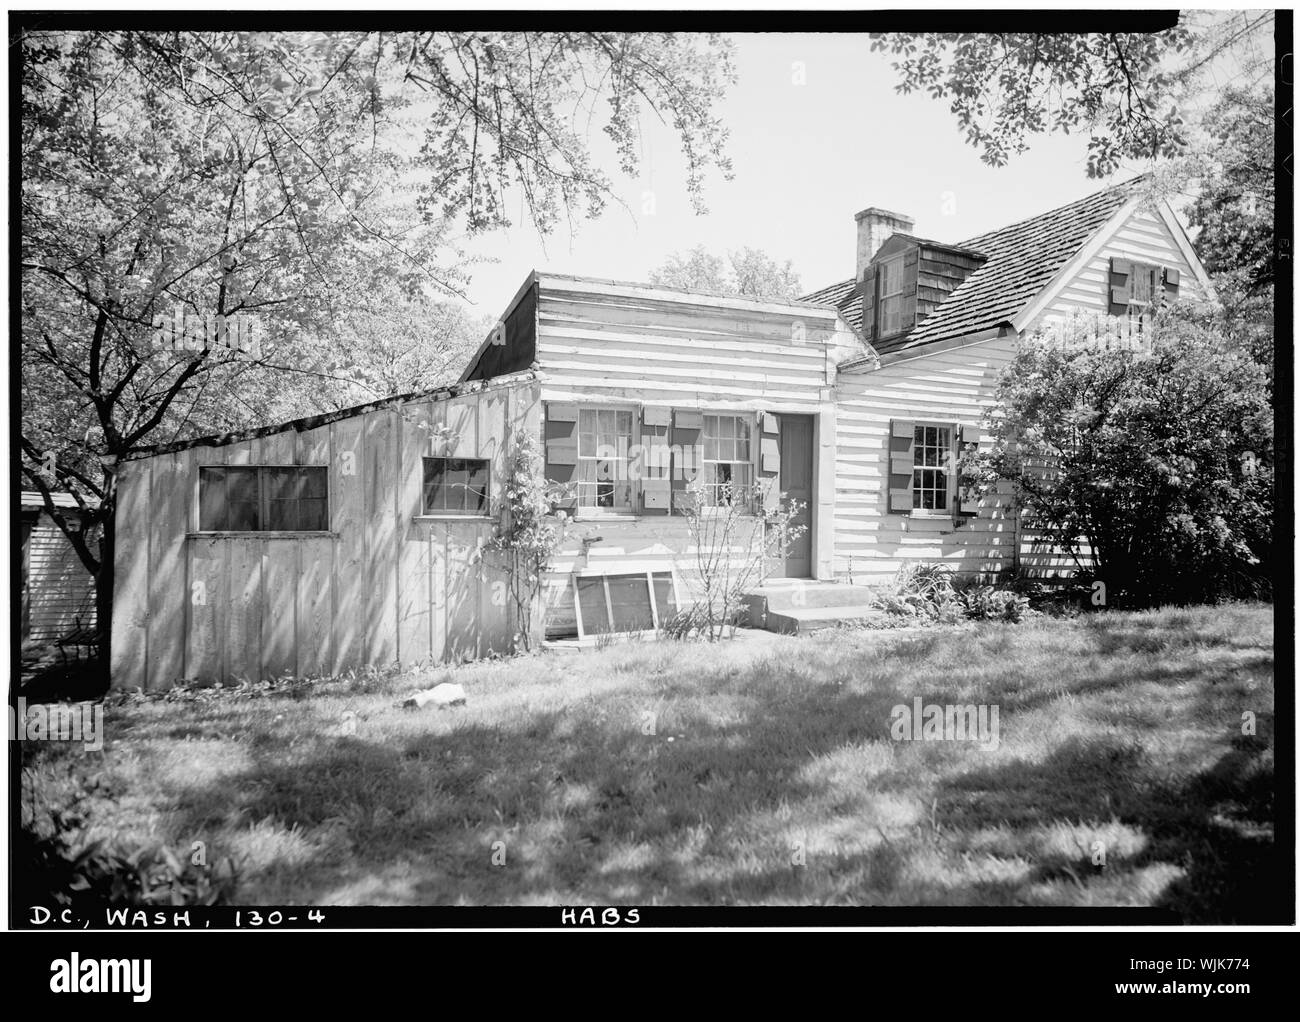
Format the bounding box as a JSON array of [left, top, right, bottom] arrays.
[[110, 460, 150, 685], [112, 378, 536, 690]]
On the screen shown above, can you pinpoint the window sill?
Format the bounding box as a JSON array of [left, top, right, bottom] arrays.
[[413, 514, 494, 522], [188, 531, 338, 539]]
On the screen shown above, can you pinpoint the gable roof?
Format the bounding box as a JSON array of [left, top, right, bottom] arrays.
[[806, 179, 1144, 365]]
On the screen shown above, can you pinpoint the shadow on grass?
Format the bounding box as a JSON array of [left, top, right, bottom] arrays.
[[158, 638, 1278, 916]]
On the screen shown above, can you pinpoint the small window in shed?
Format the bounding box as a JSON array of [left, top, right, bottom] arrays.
[[199, 466, 328, 532], [423, 457, 490, 515]]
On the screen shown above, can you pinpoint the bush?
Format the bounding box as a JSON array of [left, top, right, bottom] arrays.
[[967, 307, 1273, 606], [20, 785, 238, 907], [960, 586, 1032, 623]]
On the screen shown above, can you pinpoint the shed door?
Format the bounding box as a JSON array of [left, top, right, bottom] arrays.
[[778, 414, 814, 578]]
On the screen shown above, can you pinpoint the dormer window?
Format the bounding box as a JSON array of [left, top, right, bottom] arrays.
[[878, 253, 906, 336]]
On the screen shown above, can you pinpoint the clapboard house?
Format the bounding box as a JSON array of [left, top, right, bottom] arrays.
[[110, 178, 1213, 689], [21, 491, 99, 644]]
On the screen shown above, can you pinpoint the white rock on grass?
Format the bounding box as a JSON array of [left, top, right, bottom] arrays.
[[402, 682, 467, 709]]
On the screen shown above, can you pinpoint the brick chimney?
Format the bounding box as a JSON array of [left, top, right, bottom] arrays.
[[855, 207, 915, 282]]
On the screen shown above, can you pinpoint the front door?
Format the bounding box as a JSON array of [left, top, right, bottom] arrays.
[[778, 414, 814, 578]]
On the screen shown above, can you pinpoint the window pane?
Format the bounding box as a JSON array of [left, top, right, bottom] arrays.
[[652, 573, 678, 618], [424, 457, 488, 514], [577, 577, 609, 634], [199, 468, 227, 531], [607, 575, 654, 631], [298, 498, 328, 530], [228, 499, 260, 531], [465, 461, 489, 514]]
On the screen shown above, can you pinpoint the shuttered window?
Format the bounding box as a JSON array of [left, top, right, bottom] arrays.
[[912, 425, 953, 511], [199, 466, 328, 532], [700, 413, 754, 506], [577, 407, 635, 510]]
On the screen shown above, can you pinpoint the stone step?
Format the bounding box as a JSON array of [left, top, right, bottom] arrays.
[[742, 583, 882, 630], [764, 604, 887, 635]]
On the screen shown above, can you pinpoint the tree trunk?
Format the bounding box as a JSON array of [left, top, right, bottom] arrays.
[[94, 505, 115, 691]]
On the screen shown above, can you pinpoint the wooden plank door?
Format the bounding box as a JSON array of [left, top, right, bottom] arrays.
[[778, 414, 814, 578]]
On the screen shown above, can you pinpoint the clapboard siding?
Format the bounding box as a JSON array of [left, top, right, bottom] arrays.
[[531, 277, 856, 605], [1037, 207, 1207, 324], [536, 277, 857, 412], [111, 376, 538, 690], [23, 517, 97, 641], [833, 335, 1095, 584]]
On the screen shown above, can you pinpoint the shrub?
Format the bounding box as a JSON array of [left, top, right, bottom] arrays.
[[967, 307, 1273, 606], [20, 785, 238, 907]]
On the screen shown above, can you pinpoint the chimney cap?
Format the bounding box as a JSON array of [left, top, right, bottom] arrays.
[[854, 206, 914, 225]]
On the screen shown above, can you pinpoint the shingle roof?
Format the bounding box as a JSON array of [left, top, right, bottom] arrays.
[[804, 179, 1142, 364], [21, 491, 100, 511]]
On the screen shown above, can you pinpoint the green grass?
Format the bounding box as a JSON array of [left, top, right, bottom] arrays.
[[21, 604, 1277, 918]]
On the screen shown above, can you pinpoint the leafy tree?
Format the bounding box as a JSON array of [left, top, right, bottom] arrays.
[[19, 28, 737, 676], [969, 308, 1273, 606], [1185, 85, 1274, 290], [871, 13, 1274, 177], [650, 245, 802, 299]]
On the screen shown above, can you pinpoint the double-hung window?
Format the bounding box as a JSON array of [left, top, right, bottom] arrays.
[[701, 413, 754, 506], [912, 425, 953, 511], [577, 407, 635, 510], [198, 466, 329, 532]]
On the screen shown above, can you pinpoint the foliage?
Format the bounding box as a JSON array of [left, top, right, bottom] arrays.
[[20, 781, 238, 907], [960, 587, 1032, 623], [20, 29, 737, 671], [871, 14, 1274, 177], [677, 485, 807, 642], [487, 430, 574, 652], [1185, 85, 1274, 290], [967, 307, 1273, 606], [650, 245, 803, 300]]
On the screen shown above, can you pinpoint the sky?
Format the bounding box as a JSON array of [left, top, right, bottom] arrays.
[[453, 32, 1186, 318]]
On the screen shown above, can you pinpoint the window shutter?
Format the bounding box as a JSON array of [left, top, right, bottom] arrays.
[[860, 265, 878, 343], [669, 408, 703, 513], [640, 406, 671, 515], [957, 422, 981, 516], [1162, 266, 1181, 300], [758, 412, 781, 513], [902, 247, 920, 332], [1108, 258, 1132, 316], [888, 419, 915, 513], [544, 402, 579, 510]]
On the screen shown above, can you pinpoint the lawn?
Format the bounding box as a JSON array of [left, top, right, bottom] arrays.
[[21, 603, 1277, 918]]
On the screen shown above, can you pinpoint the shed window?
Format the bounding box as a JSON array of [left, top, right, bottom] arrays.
[[913, 426, 953, 511], [199, 466, 328, 532], [423, 457, 490, 515], [577, 407, 635, 510], [701, 413, 754, 506]]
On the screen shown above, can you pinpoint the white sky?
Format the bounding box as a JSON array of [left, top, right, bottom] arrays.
[[454, 30, 1236, 318]]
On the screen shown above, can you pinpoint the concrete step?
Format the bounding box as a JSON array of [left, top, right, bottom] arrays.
[[764, 604, 887, 635], [743, 582, 882, 630]]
